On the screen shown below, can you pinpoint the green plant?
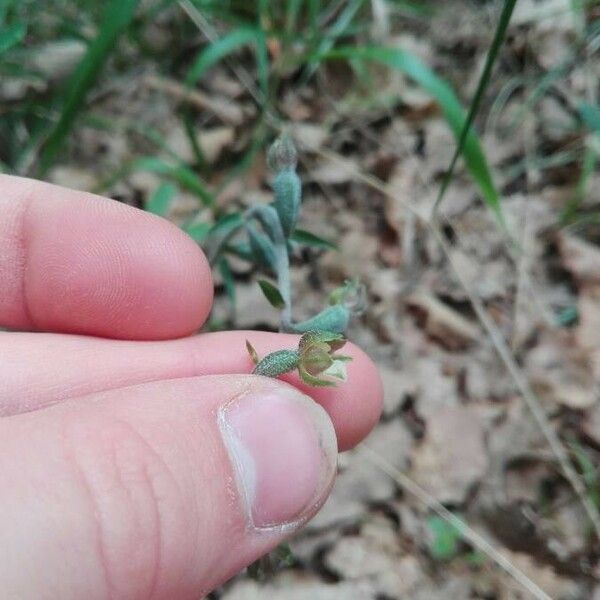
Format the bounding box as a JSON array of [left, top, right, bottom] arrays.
[[205, 133, 365, 336], [426, 515, 462, 562], [202, 134, 362, 387], [247, 330, 351, 387]]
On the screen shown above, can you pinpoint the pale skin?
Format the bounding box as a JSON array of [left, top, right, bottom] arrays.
[[0, 175, 383, 599]]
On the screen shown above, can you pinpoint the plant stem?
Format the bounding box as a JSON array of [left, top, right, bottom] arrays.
[[244, 205, 294, 331]]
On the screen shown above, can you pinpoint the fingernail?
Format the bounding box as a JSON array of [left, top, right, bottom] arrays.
[[218, 386, 337, 531]]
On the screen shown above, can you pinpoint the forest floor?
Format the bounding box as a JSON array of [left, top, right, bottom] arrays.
[[13, 0, 600, 597]]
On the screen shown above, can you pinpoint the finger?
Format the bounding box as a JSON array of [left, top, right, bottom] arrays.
[[0, 175, 212, 339], [0, 375, 337, 599], [0, 330, 382, 451]]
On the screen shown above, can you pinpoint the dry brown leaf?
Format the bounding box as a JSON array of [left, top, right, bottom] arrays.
[[222, 573, 375, 600], [291, 123, 329, 153], [307, 156, 359, 185], [526, 330, 596, 410], [406, 291, 479, 349], [557, 233, 600, 286], [325, 522, 422, 598], [411, 407, 488, 504], [166, 124, 234, 165]]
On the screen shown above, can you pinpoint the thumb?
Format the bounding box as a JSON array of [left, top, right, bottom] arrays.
[[0, 375, 337, 599]]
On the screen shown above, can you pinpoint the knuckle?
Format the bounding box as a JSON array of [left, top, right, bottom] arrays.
[[62, 415, 189, 598]]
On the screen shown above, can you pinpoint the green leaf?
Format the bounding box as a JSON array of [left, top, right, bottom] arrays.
[[298, 364, 337, 387], [247, 224, 278, 271], [129, 157, 214, 207], [218, 257, 236, 308], [0, 21, 25, 54], [426, 515, 461, 561], [434, 0, 517, 218], [288, 304, 350, 334], [183, 221, 212, 243], [291, 228, 337, 250], [37, 0, 138, 175], [145, 182, 176, 216], [209, 212, 244, 238], [185, 27, 268, 104], [224, 241, 253, 262], [258, 279, 285, 309], [299, 331, 346, 353], [302, 0, 363, 82], [324, 46, 503, 226], [579, 102, 600, 134]]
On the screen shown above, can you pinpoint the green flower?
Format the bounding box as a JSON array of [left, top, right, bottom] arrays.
[[297, 331, 351, 387], [246, 331, 351, 387]]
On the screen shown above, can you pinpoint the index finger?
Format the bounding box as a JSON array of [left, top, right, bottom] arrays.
[[0, 175, 212, 340]]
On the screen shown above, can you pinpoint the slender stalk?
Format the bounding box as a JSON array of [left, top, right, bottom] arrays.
[[244, 205, 294, 330]]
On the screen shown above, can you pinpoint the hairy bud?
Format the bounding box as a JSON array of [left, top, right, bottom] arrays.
[[267, 132, 298, 171]]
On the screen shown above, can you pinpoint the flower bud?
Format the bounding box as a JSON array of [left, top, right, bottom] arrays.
[[252, 349, 300, 378], [296, 331, 350, 387], [267, 133, 298, 172], [273, 170, 301, 238]]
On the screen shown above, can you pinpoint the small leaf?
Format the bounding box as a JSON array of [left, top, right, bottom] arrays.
[[246, 340, 259, 365], [288, 305, 350, 334], [579, 102, 600, 134], [298, 364, 337, 387], [258, 279, 285, 309], [426, 516, 461, 561], [183, 221, 212, 243], [224, 242, 253, 262], [218, 257, 236, 308], [124, 157, 214, 207], [209, 212, 243, 238], [0, 21, 26, 55], [247, 225, 278, 271], [145, 182, 176, 216], [247, 204, 284, 243], [272, 169, 301, 238], [299, 331, 346, 353], [291, 229, 337, 250]]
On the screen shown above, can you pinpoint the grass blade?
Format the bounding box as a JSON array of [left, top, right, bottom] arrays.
[[130, 157, 214, 207], [579, 102, 600, 133], [0, 21, 25, 54], [145, 182, 177, 216], [325, 45, 504, 225], [433, 0, 517, 219], [185, 26, 268, 102], [258, 279, 286, 309], [291, 228, 337, 250], [303, 0, 363, 82], [36, 0, 138, 176], [97, 156, 214, 207]]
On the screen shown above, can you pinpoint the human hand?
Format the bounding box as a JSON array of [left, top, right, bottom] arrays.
[[0, 175, 383, 599]]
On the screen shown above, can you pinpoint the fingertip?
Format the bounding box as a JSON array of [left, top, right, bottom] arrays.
[[192, 331, 383, 452], [2, 175, 213, 339]]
